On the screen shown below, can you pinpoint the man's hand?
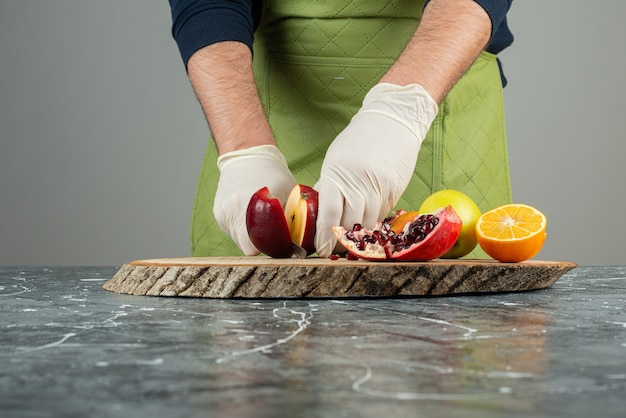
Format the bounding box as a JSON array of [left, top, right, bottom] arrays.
[[214, 145, 296, 255], [314, 0, 491, 257], [314, 83, 438, 257]]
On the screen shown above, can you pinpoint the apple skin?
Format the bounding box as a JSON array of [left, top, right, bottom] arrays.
[[284, 184, 318, 255], [246, 187, 294, 258], [418, 189, 481, 259]]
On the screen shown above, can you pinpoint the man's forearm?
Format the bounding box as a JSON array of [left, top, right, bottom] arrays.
[[380, 0, 492, 103], [187, 41, 275, 155], [186, 0, 491, 154]]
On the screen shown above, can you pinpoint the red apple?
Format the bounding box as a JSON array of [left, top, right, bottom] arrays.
[[246, 187, 294, 258]]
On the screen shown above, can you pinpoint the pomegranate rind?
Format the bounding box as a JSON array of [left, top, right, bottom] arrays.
[[246, 187, 294, 258], [391, 206, 462, 261], [333, 206, 462, 262]]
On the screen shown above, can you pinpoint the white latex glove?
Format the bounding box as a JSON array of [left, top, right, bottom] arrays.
[[314, 83, 438, 257], [214, 144, 297, 255]]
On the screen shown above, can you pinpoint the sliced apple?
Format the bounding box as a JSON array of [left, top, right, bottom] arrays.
[[246, 186, 294, 258], [284, 184, 318, 255], [246, 184, 319, 258]]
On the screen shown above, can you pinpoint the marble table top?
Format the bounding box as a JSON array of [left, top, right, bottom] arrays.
[[1, 265, 625, 417]]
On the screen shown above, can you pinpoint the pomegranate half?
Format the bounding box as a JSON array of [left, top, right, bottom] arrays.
[[332, 206, 462, 261]]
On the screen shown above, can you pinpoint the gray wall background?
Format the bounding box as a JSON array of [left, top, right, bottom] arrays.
[[1, 1, 625, 266]]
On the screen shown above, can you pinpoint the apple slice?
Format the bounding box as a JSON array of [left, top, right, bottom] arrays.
[[284, 184, 318, 255], [246, 187, 294, 258]]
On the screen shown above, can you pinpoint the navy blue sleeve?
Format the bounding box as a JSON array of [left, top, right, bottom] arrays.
[[168, 0, 259, 68], [473, 0, 512, 39], [472, 0, 514, 86], [423, 0, 514, 54], [169, 1, 513, 82], [473, 0, 514, 54], [424, 0, 514, 85]]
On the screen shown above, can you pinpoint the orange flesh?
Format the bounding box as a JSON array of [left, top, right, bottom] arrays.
[[476, 204, 547, 262]]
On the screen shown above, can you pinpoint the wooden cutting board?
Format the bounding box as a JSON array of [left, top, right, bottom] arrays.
[[102, 257, 577, 299]]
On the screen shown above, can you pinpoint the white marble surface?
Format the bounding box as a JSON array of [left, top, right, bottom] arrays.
[[1, 265, 625, 417]]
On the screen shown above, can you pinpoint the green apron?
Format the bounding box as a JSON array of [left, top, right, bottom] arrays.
[[190, 0, 512, 257]]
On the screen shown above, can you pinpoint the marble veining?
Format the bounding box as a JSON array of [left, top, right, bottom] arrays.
[[216, 302, 317, 364], [1, 266, 625, 417]]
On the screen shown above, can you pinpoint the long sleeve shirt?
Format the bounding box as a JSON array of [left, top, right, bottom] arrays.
[[169, 0, 514, 84]]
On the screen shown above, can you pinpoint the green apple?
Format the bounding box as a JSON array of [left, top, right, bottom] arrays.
[[418, 189, 481, 258]]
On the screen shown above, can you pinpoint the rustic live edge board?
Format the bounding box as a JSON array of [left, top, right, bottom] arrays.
[[102, 257, 577, 299]]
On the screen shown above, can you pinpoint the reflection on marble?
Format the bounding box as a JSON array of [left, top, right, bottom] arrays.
[[1, 266, 625, 417]]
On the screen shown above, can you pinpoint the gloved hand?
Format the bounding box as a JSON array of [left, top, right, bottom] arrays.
[[214, 144, 297, 255], [314, 83, 438, 257]]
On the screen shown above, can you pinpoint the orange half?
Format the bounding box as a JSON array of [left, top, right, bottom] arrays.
[[476, 204, 547, 262]]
